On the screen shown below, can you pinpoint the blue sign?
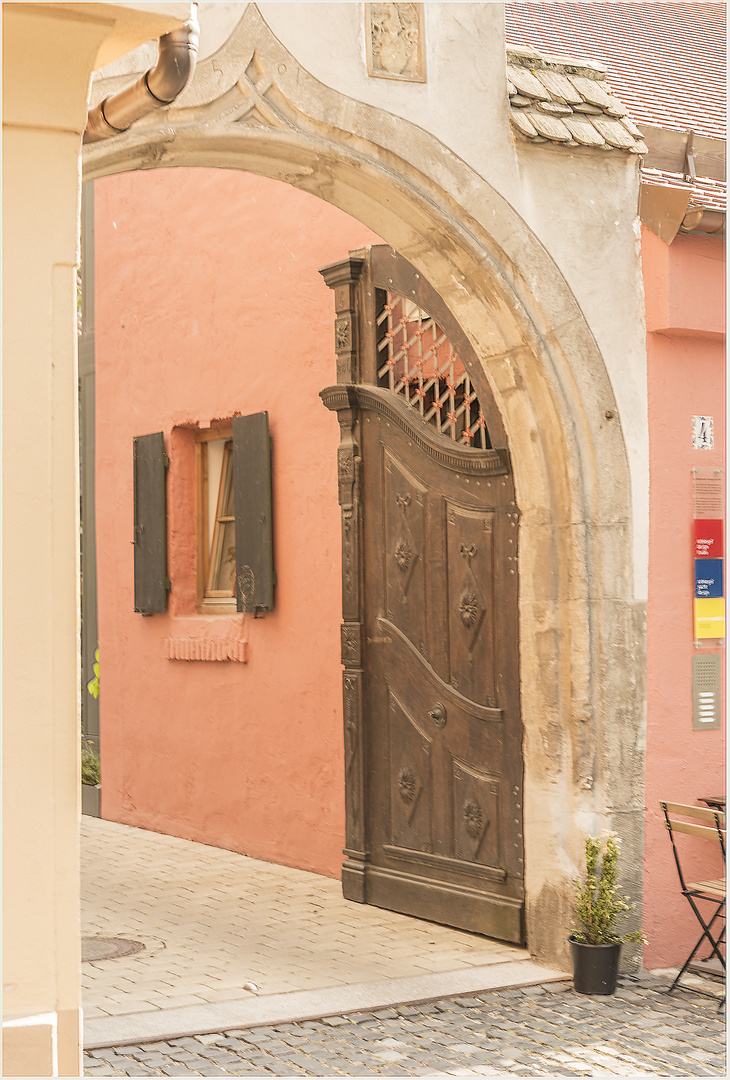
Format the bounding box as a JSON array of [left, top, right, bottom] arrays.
[[695, 559, 724, 599]]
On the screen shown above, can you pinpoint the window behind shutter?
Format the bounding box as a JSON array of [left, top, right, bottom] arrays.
[[133, 431, 168, 614], [232, 412, 274, 613]]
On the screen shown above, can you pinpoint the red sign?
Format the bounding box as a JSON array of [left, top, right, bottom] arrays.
[[694, 518, 724, 559]]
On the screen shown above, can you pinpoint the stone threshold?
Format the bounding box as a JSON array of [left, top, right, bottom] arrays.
[[84, 958, 569, 1049]]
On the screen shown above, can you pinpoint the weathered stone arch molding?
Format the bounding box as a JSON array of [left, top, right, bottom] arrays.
[[84, 3, 644, 966]]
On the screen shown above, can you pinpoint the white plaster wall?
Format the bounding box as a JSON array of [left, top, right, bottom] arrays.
[[97, 1, 248, 75], [257, 2, 648, 600]]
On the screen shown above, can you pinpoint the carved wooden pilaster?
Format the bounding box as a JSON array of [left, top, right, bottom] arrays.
[[320, 257, 368, 900], [336, 423, 361, 622], [319, 256, 364, 385]]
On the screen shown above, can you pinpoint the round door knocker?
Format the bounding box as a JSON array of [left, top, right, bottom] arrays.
[[428, 703, 446, 728]]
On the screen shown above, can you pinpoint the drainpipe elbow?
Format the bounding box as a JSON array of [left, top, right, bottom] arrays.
[[146, 15, 200, 104], [84, 5, 199, 145], [680, 207, 725, 236]]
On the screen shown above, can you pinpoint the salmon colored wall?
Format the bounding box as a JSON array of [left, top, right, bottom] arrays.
[[95, 168, 381, 876], [642, 227, 726, 968]]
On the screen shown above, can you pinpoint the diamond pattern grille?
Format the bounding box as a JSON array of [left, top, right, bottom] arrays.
[[376, 290, 490, 448]]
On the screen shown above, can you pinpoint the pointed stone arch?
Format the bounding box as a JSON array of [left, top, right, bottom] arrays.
[[84, 3, 644, 966]]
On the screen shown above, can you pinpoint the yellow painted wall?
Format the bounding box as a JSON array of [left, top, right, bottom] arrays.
[[1, 6, 189, 1075]]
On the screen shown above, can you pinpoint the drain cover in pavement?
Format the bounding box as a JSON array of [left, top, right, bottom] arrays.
[[82, 936, 145, 962]]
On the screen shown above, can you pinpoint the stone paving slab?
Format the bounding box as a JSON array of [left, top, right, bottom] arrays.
[[82, 818, 533, 1029], [83, 974, 726, 1077]]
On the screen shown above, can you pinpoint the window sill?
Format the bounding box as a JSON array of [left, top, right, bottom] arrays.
[[196, 600, 237, 615]]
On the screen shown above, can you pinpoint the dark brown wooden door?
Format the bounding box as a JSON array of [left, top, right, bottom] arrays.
[[321, 248, 524, 944]]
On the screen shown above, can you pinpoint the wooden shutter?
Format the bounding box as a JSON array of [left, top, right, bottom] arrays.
[[133, 432, 169, 614], [232, 412, 275, 613]]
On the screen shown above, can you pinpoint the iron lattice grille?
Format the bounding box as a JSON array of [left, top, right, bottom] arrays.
[[376, 290, 491, 448]]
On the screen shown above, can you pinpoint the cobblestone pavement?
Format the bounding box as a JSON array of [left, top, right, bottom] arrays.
[[84, 973, 726, 1077]]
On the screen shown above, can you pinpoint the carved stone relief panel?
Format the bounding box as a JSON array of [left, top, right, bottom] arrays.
[[366, 3, 426, 83]]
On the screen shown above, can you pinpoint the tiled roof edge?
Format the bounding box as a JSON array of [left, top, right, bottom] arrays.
[[506, 44, 647, 156], [507, 45, 607, 81], [641, 168, 726, 215]]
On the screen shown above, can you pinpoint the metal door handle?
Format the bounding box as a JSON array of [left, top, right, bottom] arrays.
[[428, 703, 446, 728]]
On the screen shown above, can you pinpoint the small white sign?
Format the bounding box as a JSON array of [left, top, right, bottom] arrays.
[[692, 415, 714, 450]]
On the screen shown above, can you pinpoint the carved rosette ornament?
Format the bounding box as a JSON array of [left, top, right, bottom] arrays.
[[462, 798, 484, 839], [394, 539, 412, 573], [457, 542, 486, 652], [458, 590, 479, 628], [398, 768, 417, 805], [396, 764, 422, 823], [367, 3, 426, 82], [393, 491, 419, 595]]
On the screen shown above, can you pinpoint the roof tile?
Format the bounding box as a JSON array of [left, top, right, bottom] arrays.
[[562, 113, 606, 147], [572, 102, 605, 115], [568, 74, 614, 109], [507, 64, 552, 101], [529, 111, 573, 141], [537, 100, 573, 117], [604, 95, 628, 118], [620, 115, 643, 139], [534, 68, 584, 105], [590, 115, 640, 149], [510, 108, 540, 140]]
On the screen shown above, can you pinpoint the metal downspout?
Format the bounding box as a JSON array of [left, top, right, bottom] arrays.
[[84, 4, 200, 144]]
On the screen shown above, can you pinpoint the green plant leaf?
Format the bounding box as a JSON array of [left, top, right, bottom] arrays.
[[86, 646, 100, 699], [81, 738, 100, 786], [571, 831, 646, 946]]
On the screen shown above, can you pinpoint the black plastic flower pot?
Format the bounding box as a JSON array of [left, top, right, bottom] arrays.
[[569, 936, 621, 995]]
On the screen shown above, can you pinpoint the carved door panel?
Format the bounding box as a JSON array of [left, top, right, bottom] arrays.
[[361, 410, 523, 942], [321, 247, 524, 944]]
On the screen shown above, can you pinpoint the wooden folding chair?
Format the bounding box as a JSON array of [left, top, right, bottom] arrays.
[[660, 801, 726, 1005]]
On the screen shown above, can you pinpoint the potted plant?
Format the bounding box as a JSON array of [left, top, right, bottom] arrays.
[[570, 832, 645, 995]]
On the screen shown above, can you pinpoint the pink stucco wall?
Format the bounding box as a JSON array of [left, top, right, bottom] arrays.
[[642, 226, 726, 968], [94, 175, 726, 959], [94, 168, 381, 876]]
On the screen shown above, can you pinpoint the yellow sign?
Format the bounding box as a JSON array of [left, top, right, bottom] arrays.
[[694, 597, 725, 639]]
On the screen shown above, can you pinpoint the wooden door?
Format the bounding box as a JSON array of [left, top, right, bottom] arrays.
[[321, 248, 524, 944]]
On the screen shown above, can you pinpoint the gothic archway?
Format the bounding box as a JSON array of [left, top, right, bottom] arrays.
[[83, 4, 644, 966]]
